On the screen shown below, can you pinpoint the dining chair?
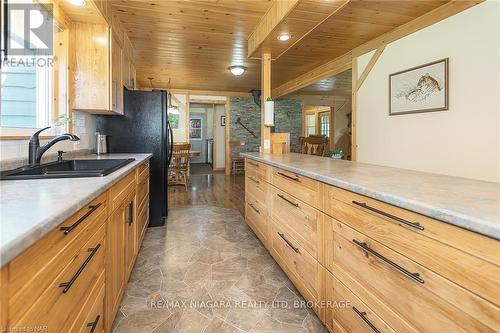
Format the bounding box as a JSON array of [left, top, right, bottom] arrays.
[[169, 143, 191, 190], [299, 135, 329, 156]]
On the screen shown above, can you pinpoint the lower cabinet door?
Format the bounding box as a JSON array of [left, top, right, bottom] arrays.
[[125, 191, 137, 279], [105, 204, 126, 332]]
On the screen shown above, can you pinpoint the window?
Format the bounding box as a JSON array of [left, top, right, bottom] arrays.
[[1, 58, 53, 129], [319, 111, 330, 137], [306, 114, 316, 136], [0, 1, 68, 136]]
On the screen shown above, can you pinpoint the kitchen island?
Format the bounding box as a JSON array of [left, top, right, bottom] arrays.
[[241, 152, 500, 333]]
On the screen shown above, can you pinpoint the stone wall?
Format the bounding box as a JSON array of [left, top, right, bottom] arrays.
[[229, 97, 303, 159]]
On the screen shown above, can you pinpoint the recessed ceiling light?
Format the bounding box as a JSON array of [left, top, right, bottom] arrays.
[[229, 65, 247, 76], [277, 34, 290, 41], [67, 0, 85, 6]]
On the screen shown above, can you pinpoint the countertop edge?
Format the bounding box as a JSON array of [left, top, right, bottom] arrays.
[[241, 153, 499, 240], [0, 154, 153, 267]]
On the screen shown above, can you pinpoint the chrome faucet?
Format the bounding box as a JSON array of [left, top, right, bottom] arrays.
[[28, 127, 80, 165]]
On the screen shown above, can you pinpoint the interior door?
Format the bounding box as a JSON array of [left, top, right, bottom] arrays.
[[190, 115, 206, 163]]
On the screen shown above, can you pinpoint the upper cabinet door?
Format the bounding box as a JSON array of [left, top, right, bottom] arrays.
[[72, 23, 111, 111], [111, 34, 124, 115], [122, 52, 131, 89], [130, 63, 136, 90]]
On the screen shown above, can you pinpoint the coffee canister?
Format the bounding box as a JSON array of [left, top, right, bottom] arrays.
[[96, 132, 108, 155]]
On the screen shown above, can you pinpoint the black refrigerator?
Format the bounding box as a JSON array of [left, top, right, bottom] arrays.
[[96, 89, 173, 227]]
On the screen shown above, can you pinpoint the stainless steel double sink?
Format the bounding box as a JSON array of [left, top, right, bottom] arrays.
[[0, 158, 135, 180]]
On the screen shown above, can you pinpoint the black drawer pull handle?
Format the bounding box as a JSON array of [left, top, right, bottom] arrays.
[[86, 315, 100, 333], [58, 243, 101, 293], [277, 172, 299, 182], [249, 203, 260, 214], [352, 201, 424, 231], [248, 176, 260, 184], [352, 239, 424, 284], [277, 193, 299, 208], [353, 307, 381, 333], [60, 203, 102, 234], [127, 201, 134, 225], [278, 232, 299, 253]]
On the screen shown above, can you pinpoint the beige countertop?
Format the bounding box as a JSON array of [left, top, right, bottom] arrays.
[[0, 153, 152, 267], [242, 152, 500, 240]]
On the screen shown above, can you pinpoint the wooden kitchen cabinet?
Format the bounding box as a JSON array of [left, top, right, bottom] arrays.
[[110, 33, 123, 114], [72, 23, 124, 114], [124, 190, 137, 279], [0, 159, 151, 333], [243, 158, 500, 333], [105, 201, 125, 331]]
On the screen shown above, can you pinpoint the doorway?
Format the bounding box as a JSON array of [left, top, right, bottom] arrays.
[[188, 103, 226, 175], [189, 114, 206, 164]]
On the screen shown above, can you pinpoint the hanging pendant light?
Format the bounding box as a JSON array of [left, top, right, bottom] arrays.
[[167, 78, 179, 115]]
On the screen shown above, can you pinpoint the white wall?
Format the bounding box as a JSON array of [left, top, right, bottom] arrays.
[[0, 111, 96, 169], [357, 1, 500, 182]]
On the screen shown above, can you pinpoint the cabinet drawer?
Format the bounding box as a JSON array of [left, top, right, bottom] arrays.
[[332, 220, 499, 332], [270, 223, 320, 303], [8, 192, 107, 322], [137, 159, 150, 178], [245, 191, 268, 245], [110, 170, 136, 213], [138, 199, 149, 243], [12, 224, 105, 332], [246, 173, 268, 204], [137, 170, 150, 210], [245, 158, 270, 181], [271, 167, 322, 210], [68, 273, 104, 333], [325, 271, 395, 333], [269, 186, 320, 259], [324, 185, 500, 307]]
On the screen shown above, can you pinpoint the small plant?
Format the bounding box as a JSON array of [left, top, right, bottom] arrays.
[[327, 148, 344, 159], [53, 114, 71, 126]]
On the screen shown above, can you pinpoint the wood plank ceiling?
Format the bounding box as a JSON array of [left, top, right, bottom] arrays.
[[110, 0, 448, 93], [294, 69, 352, 96], [110, 0, 272, 91]]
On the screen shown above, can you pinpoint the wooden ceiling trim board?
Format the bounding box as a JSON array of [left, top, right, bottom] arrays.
[[352, 0, 483, 56], [274, 0, 351, 60], [172, 89, 252, 97], [355, 45, 386, 92], [273, 0, 482, 97], [189, 99, 227, 105], [272, 52, 352, 98], [247, 0, 299, 58]]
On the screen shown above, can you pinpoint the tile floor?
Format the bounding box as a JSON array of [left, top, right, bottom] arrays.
[[112, 205, 326, 333]]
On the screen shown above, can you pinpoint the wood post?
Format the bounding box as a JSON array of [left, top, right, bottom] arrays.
[[261, 52, 272, 154], [225, 98, 232, 175], [351, 59, 358, 161]]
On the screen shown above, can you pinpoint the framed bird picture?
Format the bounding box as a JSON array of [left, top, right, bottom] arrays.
[[389, 58, 449, 115]]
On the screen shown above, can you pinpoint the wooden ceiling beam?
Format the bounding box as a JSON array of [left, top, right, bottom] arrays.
[[247, 0, 299, 58], [272, 0, 482, 98], [272, 52, 352, 98], [247, 0, 352, 60]]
